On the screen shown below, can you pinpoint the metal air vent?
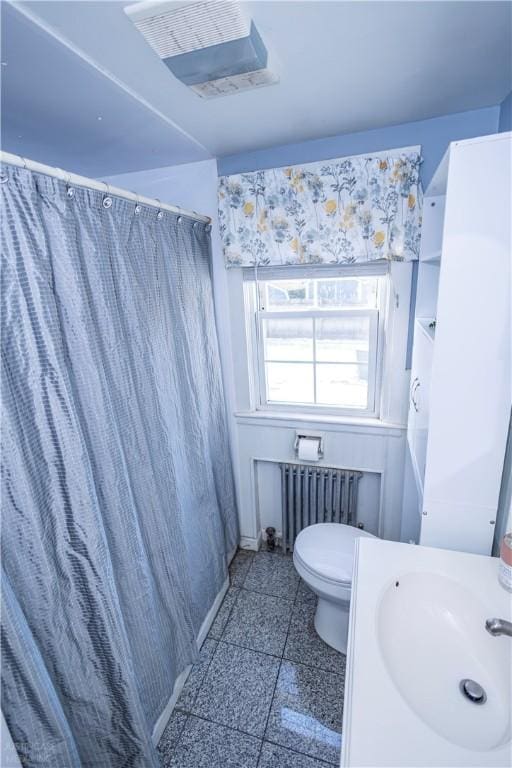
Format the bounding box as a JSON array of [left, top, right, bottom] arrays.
[[126, 1, 278, 98]]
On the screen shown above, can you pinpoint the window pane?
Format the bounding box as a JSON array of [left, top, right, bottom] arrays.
[[316, 277, 378, 308], [316, 363, 368, 408], [262, 276, 378, 310], [316, 317, 370, 363], [266, 362, 314, 403], [262, 319, 313, 361], [264, 280, 314, 310]]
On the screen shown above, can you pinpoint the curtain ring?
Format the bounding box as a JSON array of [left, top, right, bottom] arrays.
[[21, 157, 28, 170], [155, 199, 163, 220], [66, 172, 75, 198], [0, 168, 8, 184], [204, 222, 212, 234], [177, 215, 183, 224], [102, 181, 112, 209], [134, 193, 141, 215]]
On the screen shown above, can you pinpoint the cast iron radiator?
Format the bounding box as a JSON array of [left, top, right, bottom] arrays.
[[279, 463, 363, 552]]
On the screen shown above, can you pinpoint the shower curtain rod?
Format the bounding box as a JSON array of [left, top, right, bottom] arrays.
[[0, 151, 211, 224]]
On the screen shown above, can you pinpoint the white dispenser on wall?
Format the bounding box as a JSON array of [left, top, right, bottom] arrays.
[[294, 430, 324, 462]]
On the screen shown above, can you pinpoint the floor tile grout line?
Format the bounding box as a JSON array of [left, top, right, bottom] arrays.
[[215, 583, 241, 635], [294, 584, 316, 608], [280, 572, 300, 662], [256, 573, 299, 765], [220, 556, 300, 659], [215, 636, 285, 661], [282, 603, 348, 676], [166, 711, 337, 768], [232, 547, 256, 589], [281, 653, 346, 677], [227, 550, 254, 590], [261, 737, 337, 767], [189, 548, 296, 727], [196, 634, 347, 679], [175, 581, 243, 718], [238, 552, 300, 599], [223, 558, 345, 696], [163, 710, 265, 766], [174, 707, 267, 742], [238, 583, 298, 603], [262, 564, 342, 766], [256, 658, 282, 765], [167, 549, 342, 765], [286, 579, 348, 676], [239, 551, 255, 589], [157, 710, 190, 763], [161, 555, 251, 758], [173, 643, 346, 719], [179, 636, 222, 714], [173, 621, 293, 727], [220, 585, 296, 652], [161, 711, 337, 768], [178, 582, 246, 713], [237, 584, 298, 602]]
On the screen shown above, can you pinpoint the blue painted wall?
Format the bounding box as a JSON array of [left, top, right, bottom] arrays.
[[217, 106, 500, 188], [499, 91, 512, 132]]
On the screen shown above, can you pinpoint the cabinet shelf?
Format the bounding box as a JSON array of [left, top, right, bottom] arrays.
[[416, 318, 435, 343], [420, 248, 441, 264]]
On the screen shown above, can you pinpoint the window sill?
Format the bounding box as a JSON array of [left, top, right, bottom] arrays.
[[234, 409, 406, 434]]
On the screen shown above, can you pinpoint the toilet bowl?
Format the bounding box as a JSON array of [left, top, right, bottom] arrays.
[[293, 523, 376, 653]]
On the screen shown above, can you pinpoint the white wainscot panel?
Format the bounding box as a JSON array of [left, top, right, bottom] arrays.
[[235, 418, 406, 547]]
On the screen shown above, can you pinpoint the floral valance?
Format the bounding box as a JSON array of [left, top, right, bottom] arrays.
[[218, 147, 422, 267]]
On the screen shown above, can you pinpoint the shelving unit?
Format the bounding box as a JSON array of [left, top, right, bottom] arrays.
[[405, 132, 511, 556]]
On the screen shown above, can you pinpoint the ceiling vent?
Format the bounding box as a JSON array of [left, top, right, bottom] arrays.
[[125, 1, 278, 98]]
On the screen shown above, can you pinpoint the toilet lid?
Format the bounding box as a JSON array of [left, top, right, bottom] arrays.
[[294, 523, 376, 585]]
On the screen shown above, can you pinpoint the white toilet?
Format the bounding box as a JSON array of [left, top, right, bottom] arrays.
[[293, 523, 376, 654]]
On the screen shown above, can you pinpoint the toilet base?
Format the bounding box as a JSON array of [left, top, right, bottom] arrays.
[[314, 596, 350, 654]]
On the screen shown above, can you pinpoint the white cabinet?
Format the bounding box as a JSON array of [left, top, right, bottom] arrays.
[[405, 190, 441, 521], [408, 132, 511, 555], [407, 319, 434, 500], [419, 195, 445, 263]]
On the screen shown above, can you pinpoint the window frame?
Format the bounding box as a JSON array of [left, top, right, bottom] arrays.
[[245, 268, 387, 419]]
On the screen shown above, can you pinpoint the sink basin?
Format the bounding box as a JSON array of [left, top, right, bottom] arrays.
[[377, 571, 511, 751]]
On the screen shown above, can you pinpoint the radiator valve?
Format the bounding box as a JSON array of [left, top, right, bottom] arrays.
[[265, 526, 276, 551]]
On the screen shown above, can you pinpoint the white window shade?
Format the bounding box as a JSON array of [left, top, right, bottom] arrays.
[[242, 261, 389, 281]]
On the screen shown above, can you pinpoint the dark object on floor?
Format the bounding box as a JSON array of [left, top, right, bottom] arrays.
[[265, 527, 276, 551]]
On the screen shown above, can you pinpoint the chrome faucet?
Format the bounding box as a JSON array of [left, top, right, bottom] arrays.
[[485, 618, 512, 637]]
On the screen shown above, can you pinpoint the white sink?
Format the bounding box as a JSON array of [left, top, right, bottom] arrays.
[[377, 571, 511, 751], [341, 540, 512, 767]]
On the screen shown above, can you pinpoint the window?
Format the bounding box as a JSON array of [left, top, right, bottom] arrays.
[[248, 271, 386, 416]]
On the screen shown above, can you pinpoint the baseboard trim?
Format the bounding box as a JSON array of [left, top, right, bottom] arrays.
[[152, 665, 192, 746], [152, 575, 229, 746], [196, 576, 229, 649], [240, 534, 261, 551]]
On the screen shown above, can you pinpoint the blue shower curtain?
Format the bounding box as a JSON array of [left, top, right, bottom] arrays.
[[1, 165, 239, 767]]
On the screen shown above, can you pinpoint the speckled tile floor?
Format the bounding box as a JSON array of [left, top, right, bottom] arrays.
[[158, 548, 345, 767]]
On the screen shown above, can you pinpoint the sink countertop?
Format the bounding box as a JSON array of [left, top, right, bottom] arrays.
[[341, 539, 512, 767]]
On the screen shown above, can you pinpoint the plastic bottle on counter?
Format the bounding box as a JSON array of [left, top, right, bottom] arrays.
[[498, 532, 512, 592]]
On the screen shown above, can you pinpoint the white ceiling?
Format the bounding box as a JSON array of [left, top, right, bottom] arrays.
[[2, 1, 511, 176]]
